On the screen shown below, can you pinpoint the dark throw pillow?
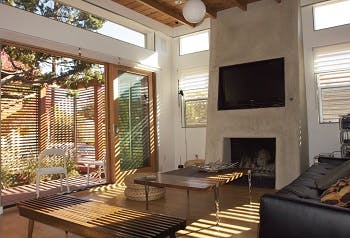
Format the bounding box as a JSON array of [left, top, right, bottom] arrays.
[[320, 177, 350, 207], [315, 160, 350, 190]]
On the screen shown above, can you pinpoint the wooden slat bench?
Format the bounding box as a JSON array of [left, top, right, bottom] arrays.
[[17, 194, 186, 238]]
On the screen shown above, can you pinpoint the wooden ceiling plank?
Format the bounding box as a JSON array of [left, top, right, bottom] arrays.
[[230, 0, 247, 11], [202, 0, 217, 18], [205, 8, 217, 19], [134, 0, 196, 27]]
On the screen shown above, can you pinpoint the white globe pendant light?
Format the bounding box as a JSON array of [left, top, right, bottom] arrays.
[[183, 0, 206, 24]]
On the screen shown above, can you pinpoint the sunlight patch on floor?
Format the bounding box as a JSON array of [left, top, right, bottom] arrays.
[[87, 183, 126, 199], [197, 219, 250, 231], [178, 202, 260, 238], [226, 208, 259, 216]]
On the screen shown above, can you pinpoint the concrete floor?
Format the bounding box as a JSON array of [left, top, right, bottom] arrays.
[[0, 184, 273, 238]]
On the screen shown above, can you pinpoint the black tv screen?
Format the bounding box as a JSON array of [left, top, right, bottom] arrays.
[[218, 57, 285, 110]]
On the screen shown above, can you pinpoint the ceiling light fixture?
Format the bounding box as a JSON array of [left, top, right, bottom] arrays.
[[182, 0, 206, 24]]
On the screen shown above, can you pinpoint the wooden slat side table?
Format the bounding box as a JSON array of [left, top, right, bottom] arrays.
[[17, 194, 186, 238]]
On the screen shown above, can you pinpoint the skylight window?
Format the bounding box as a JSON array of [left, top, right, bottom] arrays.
[[179, 30, 209, 55], [313, 0, 350, 30]]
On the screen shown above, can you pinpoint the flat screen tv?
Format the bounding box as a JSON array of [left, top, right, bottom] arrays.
[[218, 57, 285, 110]]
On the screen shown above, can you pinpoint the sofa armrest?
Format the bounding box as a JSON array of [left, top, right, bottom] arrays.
[[259, 194, 350, 238], [316, 155, 350, 165]]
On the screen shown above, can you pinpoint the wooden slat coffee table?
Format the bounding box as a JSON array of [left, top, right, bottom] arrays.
[[134, 167, 251, 224], [17, 194, 186, 238]]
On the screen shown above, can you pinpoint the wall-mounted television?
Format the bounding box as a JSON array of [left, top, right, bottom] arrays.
[[218, 57, 285, 110]]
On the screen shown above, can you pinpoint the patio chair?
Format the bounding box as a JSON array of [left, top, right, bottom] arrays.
[[36, 148, 70, 198], [85, 153, 107, 185]]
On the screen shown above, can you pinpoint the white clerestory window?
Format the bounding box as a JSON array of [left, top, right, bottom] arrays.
[[313, 0, 350, 30], [314, 43, 350, 123], [179, 30, 209, 55]]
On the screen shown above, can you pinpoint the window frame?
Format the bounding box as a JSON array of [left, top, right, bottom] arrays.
[[178, 67, 209, 128], [183, 98, 208, 128], [314, 43, 350, 123]]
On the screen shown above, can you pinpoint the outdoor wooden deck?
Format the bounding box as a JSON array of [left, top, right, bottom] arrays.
[[1, 174, 106, 207]]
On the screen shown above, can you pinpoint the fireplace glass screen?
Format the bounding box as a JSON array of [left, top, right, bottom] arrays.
[[228, 138, 276, 188]]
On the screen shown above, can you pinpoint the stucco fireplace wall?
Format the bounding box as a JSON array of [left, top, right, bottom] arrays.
[[206, 0, 309, 189]]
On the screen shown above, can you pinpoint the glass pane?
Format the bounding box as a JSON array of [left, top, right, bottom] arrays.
[[97, 21, 145, 48], [117, 71, 150, 171], [319, 85, 350, 123], [180, 30, 209, 55], [185, 99, 207, 127], [1, 44, 106, 206], [313, 0, 350, 30], [0, 0, 145, 48]]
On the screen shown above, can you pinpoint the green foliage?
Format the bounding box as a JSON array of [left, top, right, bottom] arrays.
[[0, 159, 37, 188], [3, 0, 105, 30], [0, 155, 79, 188], [1, 0, 105, 89], [0, 166, 14, 188]]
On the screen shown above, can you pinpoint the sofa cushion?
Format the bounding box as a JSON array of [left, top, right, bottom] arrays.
[[277, 162, 336, 200], [320, 177, 350, 207], [315, 160, 350, 190]]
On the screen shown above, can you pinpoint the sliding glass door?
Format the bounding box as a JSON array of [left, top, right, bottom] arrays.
[[117, 71, 151, 170], [108, 66, 156, 179]]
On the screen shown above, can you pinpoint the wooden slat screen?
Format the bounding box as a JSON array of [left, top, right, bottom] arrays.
[[47, 87, 74, 150], [76, 87, 95, 156], [46, 86, 104, 158], [96, 85, 106, 160], [314, 43, 350, 122], [1, 84, 39, 172]]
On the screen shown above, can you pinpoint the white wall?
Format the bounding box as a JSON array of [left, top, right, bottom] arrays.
[[154, 33, 176, 172], [171, 23, 210, 168], [206, 0, 307, 189], [301, 1, 350, 162]]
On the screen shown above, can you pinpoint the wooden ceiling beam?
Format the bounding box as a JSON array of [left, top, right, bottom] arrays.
[[202, 1, 217, 19], [205, 8, 217, 19], [230, 0, 247, 11], [134, 0, 196, 27]]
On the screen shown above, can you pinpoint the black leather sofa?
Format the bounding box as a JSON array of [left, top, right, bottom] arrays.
[[259, 156, 350, 238]]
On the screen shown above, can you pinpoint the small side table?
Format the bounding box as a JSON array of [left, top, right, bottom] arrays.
[[83, 160, 106, 185]]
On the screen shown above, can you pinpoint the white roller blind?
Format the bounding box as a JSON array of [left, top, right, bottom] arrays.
[[314, 43, 350, 122], [179, 72, 208, 100]]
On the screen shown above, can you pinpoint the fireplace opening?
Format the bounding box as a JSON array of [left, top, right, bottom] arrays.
[[224, 138, 276, 188]]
